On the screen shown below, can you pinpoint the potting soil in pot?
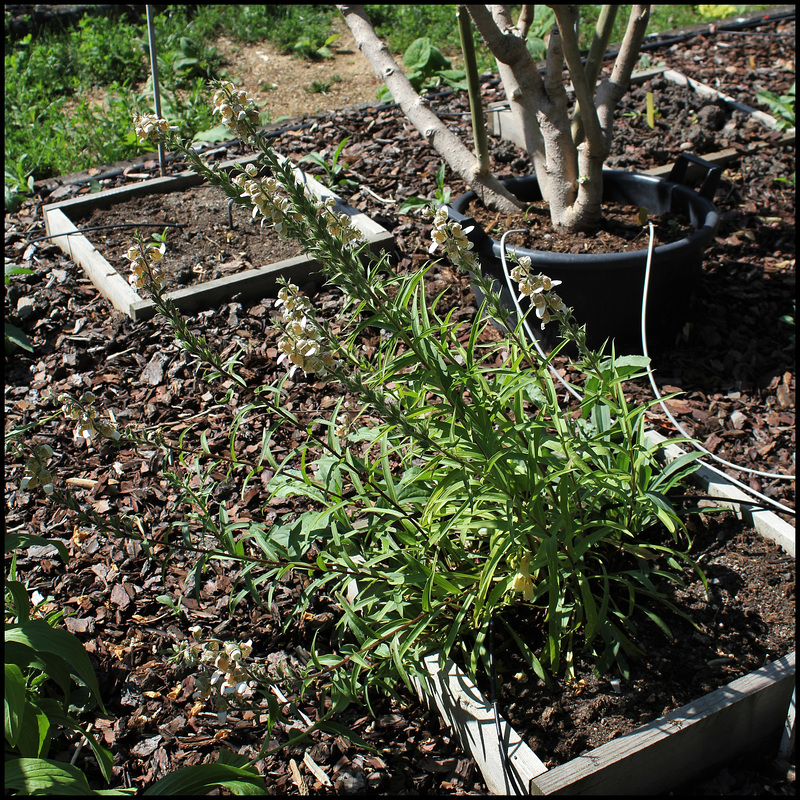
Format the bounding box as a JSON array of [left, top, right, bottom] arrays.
[[465, 198, 692, 256]]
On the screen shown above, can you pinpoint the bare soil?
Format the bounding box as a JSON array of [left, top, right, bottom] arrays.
[[209, 18, 381, 123], [70, 185, 304, 289], [488, 511, 795, 768], [61, 16, 383, 125]]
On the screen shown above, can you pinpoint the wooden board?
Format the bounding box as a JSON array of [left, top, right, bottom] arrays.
[[530, 652, 795, 795], [43, 153, 393, 320], [43, 206, 142, 314], [644, 431, 795, 557], [487, 66, 794, 159], [412, 653, 548, 796]]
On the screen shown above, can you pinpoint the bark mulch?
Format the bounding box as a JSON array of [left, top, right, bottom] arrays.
[[5, 12, 795, 796]]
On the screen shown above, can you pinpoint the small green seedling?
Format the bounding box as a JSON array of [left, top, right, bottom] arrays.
[[300, 135, 357, 192], [398, 162, 451, 213]]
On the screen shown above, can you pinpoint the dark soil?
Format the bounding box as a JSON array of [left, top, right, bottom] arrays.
[[658, 18, 796, 111], [465, 198, 690, 254], [487, 511, 795, 767], [70, 185, 304, 289], [5, 10, 795, 797]]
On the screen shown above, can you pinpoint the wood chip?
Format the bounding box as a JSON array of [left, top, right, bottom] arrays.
[[289, 758, 309, 795], [303, 751, 332, 787]]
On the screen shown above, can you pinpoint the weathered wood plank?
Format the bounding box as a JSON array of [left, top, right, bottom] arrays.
[[43, 206, 142, 315], [412, 653, 548, 796], [43, 153, 394, 319], [129, 253, 325, 320], [644, 431, 795, 557], [530, 652, 795, 795], [415, 432, 793, 794], [44, 171, 205, 215]]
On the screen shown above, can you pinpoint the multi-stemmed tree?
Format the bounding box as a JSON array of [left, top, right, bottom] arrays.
[[340, 5, 651, 232]]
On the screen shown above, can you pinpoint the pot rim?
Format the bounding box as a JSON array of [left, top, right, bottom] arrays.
[[447, 169, 720, 264]]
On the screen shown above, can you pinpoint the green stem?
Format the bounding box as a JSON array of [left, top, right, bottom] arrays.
[[457, 5, 489, 176], [571, 5, 619, 147]]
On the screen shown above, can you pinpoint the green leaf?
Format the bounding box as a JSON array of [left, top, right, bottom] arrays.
[[4, 757, 101, 795], [403, 37, 432, 72], [5, 579, 31, 622], [397, 196, 429, 214], [36, 699, 115, 783], [5, 640, 74, 706], [5, 620, 106, 714], [5, 265, 36, 281], [526, 36, 547, 60], [5, 321, 34, 354], [317, 719, 378, 752], [12, 698, 52, 758], [5, 663, 28, 747], [143, 762, 267, 795], [5, 533, 69, 562]]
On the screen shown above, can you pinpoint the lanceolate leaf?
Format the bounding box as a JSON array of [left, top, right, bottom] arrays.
[[142, 762, 267, 795]]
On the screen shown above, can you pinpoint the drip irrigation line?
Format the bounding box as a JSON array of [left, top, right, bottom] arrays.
[[46, 8, 794, 194], [670, 494, 796, 516], [488, 616, 527, 796], [28, 5, 798, 194], [60, 121, 317, 186], [27, 222, 186, 243], [497, 228, 795, 518]]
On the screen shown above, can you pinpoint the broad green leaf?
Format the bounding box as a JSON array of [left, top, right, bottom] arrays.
[[5, 757, 100, 795], [5, 579, 31, 622], [143, 762, 267, 795], [403, 37, 432, 72], [5, 534, 69, 562], [5, 663, 27, 747], [12, 698, 52, 758], [5, 640, 74, 705], [5, 620, 106, 714], [36, 698, 114, 783]]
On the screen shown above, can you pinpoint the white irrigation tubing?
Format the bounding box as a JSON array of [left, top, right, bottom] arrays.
[[498, 225, 795, 517]]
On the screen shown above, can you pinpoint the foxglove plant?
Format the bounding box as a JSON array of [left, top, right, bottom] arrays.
[[126, 81, 706, 687], [14, 80, 708, 735]]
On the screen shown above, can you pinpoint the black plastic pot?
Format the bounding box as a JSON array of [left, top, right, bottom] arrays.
[[447, 153, 721, 352]]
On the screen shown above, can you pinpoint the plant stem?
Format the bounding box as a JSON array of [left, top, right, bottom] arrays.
[[457, 5, 489, 176]]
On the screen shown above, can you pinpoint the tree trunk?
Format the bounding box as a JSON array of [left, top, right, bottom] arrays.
[[339, 5, 520, 215], [338, 5, 650, 235]]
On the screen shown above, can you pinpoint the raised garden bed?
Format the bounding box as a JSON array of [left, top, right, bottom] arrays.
[[41, 153, 393, 321], [414, 432, 795, 795]]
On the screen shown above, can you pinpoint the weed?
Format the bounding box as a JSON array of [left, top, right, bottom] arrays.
[[294, 32, 341, 61], [376, 37, 467, 102], [306, 74, 343, 94], [300, 135, 358, 192], [5, 264, 36, 355], [757, 81, 795, 131], [4, 154, 35, 214], [398, 162, 452, 213]]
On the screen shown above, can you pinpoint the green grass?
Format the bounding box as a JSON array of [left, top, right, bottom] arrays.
[[3, 4, 780, 191]]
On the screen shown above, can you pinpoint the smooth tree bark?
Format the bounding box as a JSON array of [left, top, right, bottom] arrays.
[[339, 4, 520, 215], [339, 4, 651, 233]]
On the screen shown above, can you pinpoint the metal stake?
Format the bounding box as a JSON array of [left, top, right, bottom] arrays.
[[146, 5, 166, 176]]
